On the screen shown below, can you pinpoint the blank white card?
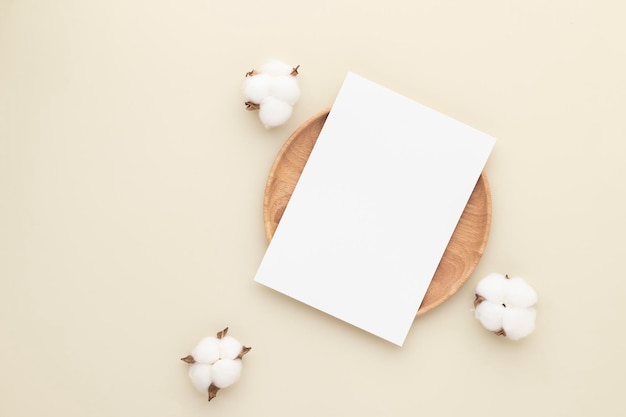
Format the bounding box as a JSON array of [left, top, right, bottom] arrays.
[[254, 72, 495, 346]]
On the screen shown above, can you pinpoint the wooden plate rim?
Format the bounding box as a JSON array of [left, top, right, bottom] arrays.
[[263, 108, 491, 316]]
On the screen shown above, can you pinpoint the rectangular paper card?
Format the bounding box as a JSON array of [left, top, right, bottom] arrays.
[[254, 72, 495, 346]]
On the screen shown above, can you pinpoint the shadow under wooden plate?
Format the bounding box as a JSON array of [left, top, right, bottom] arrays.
[[263, 109, 492, 317]]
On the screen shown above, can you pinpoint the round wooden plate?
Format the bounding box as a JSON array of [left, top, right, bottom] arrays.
[[263, 109, 492, 316]]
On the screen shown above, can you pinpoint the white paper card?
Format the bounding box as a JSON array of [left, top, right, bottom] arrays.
[[254, 72, 495, 346]]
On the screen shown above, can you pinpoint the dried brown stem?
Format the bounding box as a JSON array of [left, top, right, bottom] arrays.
[[473, 294, 485, 308], [245, 101, 260, 111], [237, 346, 252, 359], [208, 384, 220, 401], [290, 65, 300, 76], [180, 355, 195, 364], [217, 327, 229, 339]]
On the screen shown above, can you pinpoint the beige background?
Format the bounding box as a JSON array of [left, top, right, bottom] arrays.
[[1, 1, 625, 416]]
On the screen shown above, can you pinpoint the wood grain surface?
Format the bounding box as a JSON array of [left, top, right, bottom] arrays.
[[263, 109, 492, 316]]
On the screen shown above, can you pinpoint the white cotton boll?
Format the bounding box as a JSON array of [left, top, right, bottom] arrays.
[[211, 359, 243, 389], [269, 75, 300, 106], [475, 301, 506, 332], [258, 96, 293, 128], [503, 277, 538, 308], [182, 328, 250, 401], [502, 308, 536, 340], [243, 73, 272, 104], [191, 337, 220, 365], [219, 336, 243, 360], [475, 273, 507, 304], [257, 60, 293, 76], [188, 363, 212, 393]]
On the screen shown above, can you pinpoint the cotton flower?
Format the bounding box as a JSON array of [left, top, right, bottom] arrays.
[[181, 327, 251, 401], [244, 60, 300, 128], [258, 96, 293, 128], [474, 273, 537, 340]]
